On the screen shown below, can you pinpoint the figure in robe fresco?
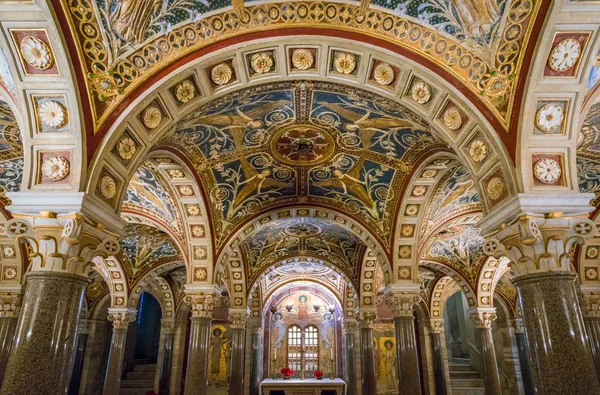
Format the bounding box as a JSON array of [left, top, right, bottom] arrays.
[[297, 295, 309, 320], [108, 0, 162, 43], [320, 313, 334, 349], [209, 328, 225, 380], [272, 312, 286, 349], [383, 340, 398, 390]]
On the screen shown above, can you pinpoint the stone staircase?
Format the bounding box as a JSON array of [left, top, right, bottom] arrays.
[[449, 360, 485, 395], [119, 363, 156, 395]]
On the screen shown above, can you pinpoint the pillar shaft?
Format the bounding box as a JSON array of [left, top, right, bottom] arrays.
[[477, 327, 502, 395], [0, 316, 18, 384], [514, 272, 600, 394], [228, 327, 246, 395], [68, 332, 88, 395], [584, 317, 600, 383], [514, 331, 534, 395], [430, 332, 448, 395], [1, 272, 87, 394], [360, 326, 377, 395], [184, 316, 212, 395], [158, 333, 175, 395], [103, 311, 135, 395], [344, 331, 357, 395], [394, 316, 421, 395], [249, 329, 263, 395]]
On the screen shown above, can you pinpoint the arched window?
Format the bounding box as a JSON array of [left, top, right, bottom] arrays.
[[286, 325, 320, 373]]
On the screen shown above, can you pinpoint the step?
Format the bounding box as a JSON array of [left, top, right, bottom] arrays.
[[133, 364, 157, 372], [449, 364, 475, 372], [450, 389, 486, 395], [120, 379, 155, 388], [449, 370, 481, 379], [126, 371, 155, 380], [451, 378, 485, 388], [120, 388, 154, 395]]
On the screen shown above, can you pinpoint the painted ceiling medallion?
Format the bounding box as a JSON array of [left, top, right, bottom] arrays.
[[117, 137, 137, 160], [410, 81, 432, 104], [443, 107, 463, 130], [292, 49, 314, 70], [486, 177, 504, 201], [41, 156, 70, 181], [142, 107, 162, 129], [271, 125, 334, 166], [412, 185, 427, 196], [586, 268, 598, 280], [3, 245, 15, 258], [99, 175, 117, 199], [251, 52, 273, 74], [534, 158, 562, 184], [178, 185, 194, 196], [20, 36, 53, 70], [284, 223, 322, 237], [4, 267, 16, 280], [421, 169, 437, 179], [191, 225, 205, 237], [373, 63, 394, 86], [175, 80, 196, 103], [211, 63, 233, 85], [38, 100, 67, 129], [548, 38, 581, 72], [334, 52, 356, 74], [535, 103, 564, 132], [398, 246, 411, 259], [469, 140, 488, 162]]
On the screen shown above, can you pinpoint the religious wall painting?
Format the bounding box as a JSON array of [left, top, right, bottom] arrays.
[[0, 101, 23, 206], [577, 102, 600, 205], [426, 224, 487, 271], [119, 224, 180, 277], [208, 323, 232, 392], [373, 323, 398, 394], [86, 269, 108, 306], [0, 49, 16, 96], [588, 50, 600, 91]]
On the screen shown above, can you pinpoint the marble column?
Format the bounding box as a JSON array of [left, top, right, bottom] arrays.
[[358, 311, 377, 395], [343, 320, 358, 395], [512, 272, 600, 394], [469, 308, 502, 395], [158, 320, 176, 395], [248, 320, 263, 395], [511, 318, 534, 395], [1, 271, 88, 394], [385, 289, 421, 395], [0, 293, 21, 384], [429, 319, 448, 395], [228, 310, 248, 395], [103, 308, 137, 395], [184, 291, 219, 395], [580, 292, 600, 383], [69, 319, 91, 395]]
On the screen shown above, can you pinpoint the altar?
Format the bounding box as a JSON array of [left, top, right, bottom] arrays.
[[260, 378, 346, 395]]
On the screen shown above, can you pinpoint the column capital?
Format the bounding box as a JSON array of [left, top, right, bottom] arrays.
[[107, 308, 137, 330], [383, 284, 420, 317], [357, 310, 377, 328], [247, 317, 263, 334], [185, 286, 221, 318], [229, 308, 250, 329], [161, 319, 177, 335], [483, 213, 596, 277], [4, 212, 121, 276], [468, 308, 497, 329], [579, 292, 600, 318], [78, 318, 92, 335], [0, 292, 21, 318], [428, 318, 445, 334], [509, 317, 525, 333], [343, 319, 358, 334]]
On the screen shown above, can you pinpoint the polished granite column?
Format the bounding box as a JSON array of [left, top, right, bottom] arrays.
[[248, 319, 263, 395], [0, 293, 20, 384], [69, 319, 91, 395], [228, 310, 248, 395], [103, 308, 137, 395], [184, 291, 219, 395], [385, 289, 421, 395], [429, 319, 448, 395], [510, 318, 534, 395], [158, 320, 176, 395], [469, 308, 502, 395], [358, 311, 377, 395], [1, 271, 88, 394], [343, 320, 358, 395], [580, 292, 600, 383]]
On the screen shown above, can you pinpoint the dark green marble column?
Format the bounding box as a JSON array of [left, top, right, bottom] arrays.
[[359, 312, 377, 395], [103, 308, 137, 395]]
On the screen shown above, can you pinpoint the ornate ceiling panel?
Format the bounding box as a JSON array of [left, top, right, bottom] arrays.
[[123, 160, 185, 241], [240, 217, 366, 286], [577, 102, 600, 207], [60, 0, 543, 132], [0, 101, 23, 206], [119, 224, 181, 281], [165, 81, 442, 250]]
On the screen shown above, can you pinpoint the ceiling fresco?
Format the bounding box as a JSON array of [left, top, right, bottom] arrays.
[[0, 100, 23, 206], [239, 217, 366, 285], [577, 102, 600, 207], [165, 81, 442, 250], [85, 268, 108, 308], [60, 0, 543, 132], [123, 160, 185, 242], [119, 224, 181, 280]]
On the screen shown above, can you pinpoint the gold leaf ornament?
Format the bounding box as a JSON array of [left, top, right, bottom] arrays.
[[250, 52, 273, 74], [99, 175, 117, 199], [142, 107, 162, 129], [175, 80, 196, 103], [410, 81, 432, 104], [211, 63, 233, 85], [373, 63, 394, 85], [334, 52, 356, 74], [38, 100, 68, 129], [486, 177, 504, 201], [291, 49, 314, 70], [41, 156, 70, 181], [20, 36, 53, 70], [443, 107, 463, 130]]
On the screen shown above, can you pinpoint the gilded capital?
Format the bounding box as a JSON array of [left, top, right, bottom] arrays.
[[469, 308, 497, 329], [187, 293, 220, 318], [4, 213, 120, 276], [0, 292, 21, 318], [483, 214, 596, 277], [343, 319, 357, 334], [107, 308, 137, 330], [229, 308, 250, 329], [509, 317, 525, 334], [579, 293, 600, 319], [384, 291, 419, 317], [357, 311, 377, 328], [161, 319, 177, 335], [428, 319, 445, 334]]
